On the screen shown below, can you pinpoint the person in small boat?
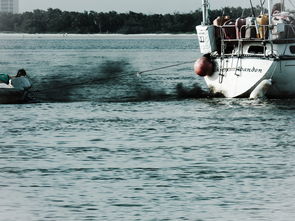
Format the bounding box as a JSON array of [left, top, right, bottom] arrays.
[[15, 69, 27, 77], [10, 69, 32, 90]]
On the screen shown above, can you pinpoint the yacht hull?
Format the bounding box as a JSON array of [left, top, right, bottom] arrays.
[[204, 57, 295, 98]]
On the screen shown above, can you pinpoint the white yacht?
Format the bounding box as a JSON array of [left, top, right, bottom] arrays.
[[195, 0, 295, 98]]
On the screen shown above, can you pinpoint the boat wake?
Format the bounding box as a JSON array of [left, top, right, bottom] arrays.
[[29, 59, 210, 103], [176, 83, 211, 99]]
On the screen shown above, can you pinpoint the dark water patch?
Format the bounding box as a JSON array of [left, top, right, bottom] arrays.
[[194, 196, 223, 201], [134, 187, 145, 190], [91, 176, 126, 181], [29, 59, 172, 103], [64, 146, 100, 153], [86, 208, 99, 211], [29, 59, 129, 102], [0, 167, 97, 175], [133, 86, 169, 101], [24, 58, 231, 103], [59, 204, 84, 209], [1, 167, 37, 174], [176, 83, 211, 99], [99, 167, 160, 172], [89, 138, 103, 142], [0, 62, 10, 67], [86, 156, 104, 161], [112, 203, 144, 207], [48, 199, 65, 203]]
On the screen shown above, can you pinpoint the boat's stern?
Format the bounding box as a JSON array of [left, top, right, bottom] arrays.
[[204, 57, 276, 98]]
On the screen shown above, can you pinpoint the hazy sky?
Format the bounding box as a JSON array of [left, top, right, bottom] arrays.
[[19, 0, 256, 13]]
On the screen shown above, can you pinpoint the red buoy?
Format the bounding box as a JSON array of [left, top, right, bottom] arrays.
[[194, 56, 214, 77]]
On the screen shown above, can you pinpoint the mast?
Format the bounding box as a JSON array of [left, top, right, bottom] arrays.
[[281, 0, 285, 11], [202, 0, 209, 25], [268, 0, 273, 40]]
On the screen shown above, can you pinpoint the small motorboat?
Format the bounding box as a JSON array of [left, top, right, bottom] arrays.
[[0, 76, 32, 104]]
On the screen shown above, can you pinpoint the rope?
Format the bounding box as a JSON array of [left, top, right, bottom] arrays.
[[30, 61, 194, 93], [30, 73, 132, 93], [136, 61, 194, 76]]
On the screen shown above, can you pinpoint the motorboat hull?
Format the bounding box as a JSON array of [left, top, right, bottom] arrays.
[[0, 88, 27, 104], [0, 76, 32, 104]]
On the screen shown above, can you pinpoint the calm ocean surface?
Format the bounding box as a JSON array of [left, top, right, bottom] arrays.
[[0, 34, 295, 221]]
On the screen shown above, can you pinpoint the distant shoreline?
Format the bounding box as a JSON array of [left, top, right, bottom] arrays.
[[0, 7, 255, 34], [0, 33, 197, 38]]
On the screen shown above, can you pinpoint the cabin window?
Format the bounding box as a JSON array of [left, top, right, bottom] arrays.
[[290, 46, 295, 54], [248, 46, 265, 54]]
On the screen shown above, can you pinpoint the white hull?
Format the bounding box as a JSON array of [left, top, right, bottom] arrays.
[[205, 57, 295, 98], [196, 2, 295, 98], [270, 59, 295, 97], [205, 57, 273, 97]]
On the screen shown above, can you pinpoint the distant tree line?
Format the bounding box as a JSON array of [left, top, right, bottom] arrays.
[[0, 7, 261, 34]]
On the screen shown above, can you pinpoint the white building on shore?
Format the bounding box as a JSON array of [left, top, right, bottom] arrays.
[[0, 0, 18, 14]]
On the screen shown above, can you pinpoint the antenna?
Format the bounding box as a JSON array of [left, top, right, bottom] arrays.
[[249, 0, 257, 17], [282, 0, 285, 11], [259, 0, 266, 14], [202, 0, 209, 25], [268, 0, 273, 40]]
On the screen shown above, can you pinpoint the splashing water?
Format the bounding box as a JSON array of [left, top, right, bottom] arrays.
[[27, 59, 214, 103], [175, 83, 210, 99]]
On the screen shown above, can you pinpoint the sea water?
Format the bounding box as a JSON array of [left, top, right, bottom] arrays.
[[0, 34, 295, 221]]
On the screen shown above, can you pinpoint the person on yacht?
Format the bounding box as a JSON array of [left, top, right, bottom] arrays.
[[272, 3, 282, 14]]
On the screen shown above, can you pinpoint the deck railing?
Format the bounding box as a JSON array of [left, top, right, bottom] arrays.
[[217, 23, 295, 42], [214, 23, 295, 57]]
